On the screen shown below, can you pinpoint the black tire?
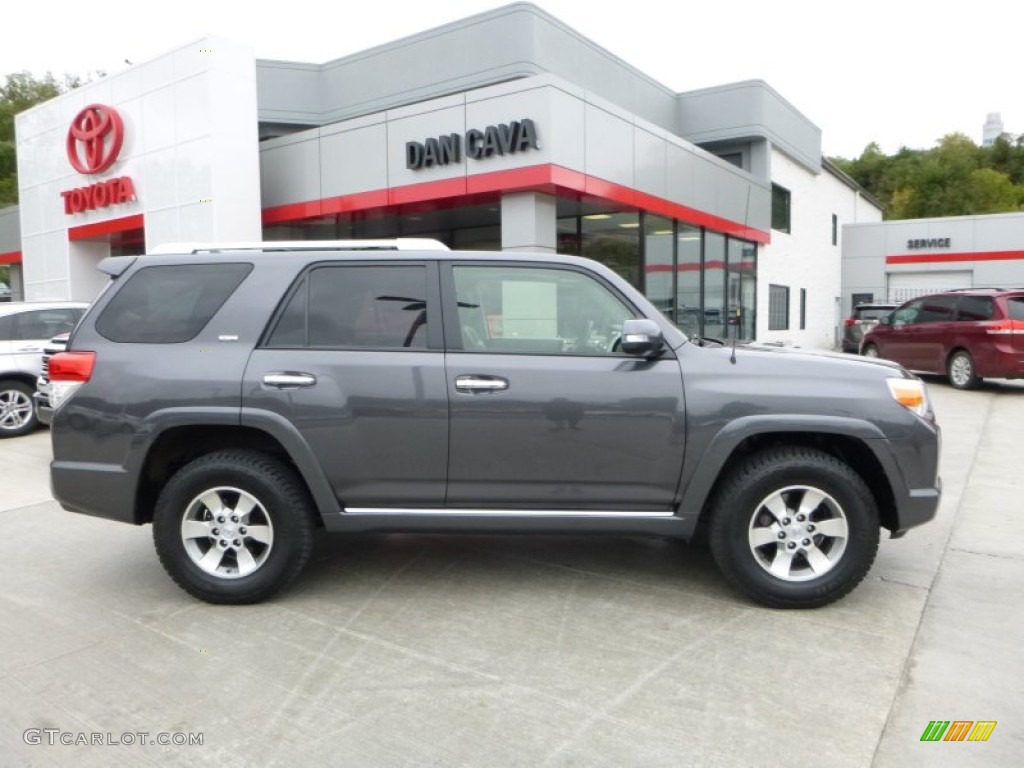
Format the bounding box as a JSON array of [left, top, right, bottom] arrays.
[[861, 343, 880, 359], [947, 349, 981, 390], [0, 380, 39, 438], [708, 447, 879, 609], [152, 450, 317, 604]]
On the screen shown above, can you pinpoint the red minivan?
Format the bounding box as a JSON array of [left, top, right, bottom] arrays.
[[861, 288, 1024, 389]]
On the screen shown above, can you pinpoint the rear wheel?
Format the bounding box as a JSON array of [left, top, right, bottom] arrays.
[[152, 450, 317, 604], [947, 349, 981, 390], [708, 447, 879, 608], [0, 380, 38, 438]]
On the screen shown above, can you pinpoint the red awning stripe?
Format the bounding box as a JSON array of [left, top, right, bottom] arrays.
[[68, 214, 145, 241], [887, 250, 1024, 265], [262, 163, 771, 244]]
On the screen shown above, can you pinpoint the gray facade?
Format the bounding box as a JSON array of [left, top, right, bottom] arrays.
[[842, 212, 1024, 314]]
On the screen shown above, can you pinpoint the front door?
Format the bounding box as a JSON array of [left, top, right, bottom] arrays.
[[443, 263, 686, 510]]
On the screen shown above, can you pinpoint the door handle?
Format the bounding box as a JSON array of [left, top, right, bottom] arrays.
[[262, 372, 317, 389], [455, 375, 509, 393]]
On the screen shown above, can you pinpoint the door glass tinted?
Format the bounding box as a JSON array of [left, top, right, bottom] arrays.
[[916, 295, 957, 322], [96, 264, 252, 343], [958, 296, 995, 321], [452, 266, 634, 355], [269, 266, 428, 349]]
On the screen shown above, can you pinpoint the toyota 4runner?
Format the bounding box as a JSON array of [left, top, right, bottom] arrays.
[[48, 241, 941, 608]]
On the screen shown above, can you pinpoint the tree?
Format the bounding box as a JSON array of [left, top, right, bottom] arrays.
[[830, 132, 1024, 219], [0, 71, 85, 205]]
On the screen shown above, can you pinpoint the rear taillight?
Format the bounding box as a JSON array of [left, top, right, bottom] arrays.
[[985, 319, 1024, 336], [48, 351, 95, 408]]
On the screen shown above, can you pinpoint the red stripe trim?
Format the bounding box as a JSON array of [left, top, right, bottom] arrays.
[[261, 163, 771, 244], [887, 250, 1024, 265], [68, 214, 145, 241], [0, 250, 22, 265]]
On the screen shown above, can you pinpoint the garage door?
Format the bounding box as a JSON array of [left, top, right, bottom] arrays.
[[887, 271, 972, 303]]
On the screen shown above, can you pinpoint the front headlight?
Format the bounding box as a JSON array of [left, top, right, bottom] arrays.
[[887, 378, 932, 419]]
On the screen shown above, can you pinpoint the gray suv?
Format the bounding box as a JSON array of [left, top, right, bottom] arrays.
[[48, 241, 941, 608]]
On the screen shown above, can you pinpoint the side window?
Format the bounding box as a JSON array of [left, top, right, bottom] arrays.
[[13, 308, 83, 340], [916, 295, 957, 323], [96, 264, 253, 343], [452, 265, 635, 355], [892, 300, 922, 326], [268, 265, 429, 350], [0, 315, 13, 341], [958, 296, 995, 321]]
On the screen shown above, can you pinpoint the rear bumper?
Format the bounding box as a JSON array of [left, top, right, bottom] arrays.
[[978, 346, 1024, 379], [51, 460, 138, 525], [33, 393, 54, 426]]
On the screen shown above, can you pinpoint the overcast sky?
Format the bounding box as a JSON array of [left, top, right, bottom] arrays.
[[4, 0, 1017, 159]]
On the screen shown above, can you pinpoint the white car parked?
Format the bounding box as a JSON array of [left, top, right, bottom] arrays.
[[0, 301, 88, 437]]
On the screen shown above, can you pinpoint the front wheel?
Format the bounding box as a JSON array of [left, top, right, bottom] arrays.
[[947, 349, 981, 390], [861, 343, 880, 358], [152, 450, 317, 604], [708, 447, 879, 608]]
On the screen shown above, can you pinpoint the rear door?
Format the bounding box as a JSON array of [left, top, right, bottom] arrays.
[[442, 262, 686, 510], [243, 261, 449, 507]]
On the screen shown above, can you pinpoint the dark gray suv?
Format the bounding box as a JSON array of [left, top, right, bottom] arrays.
[[48, 241, 941, 608]]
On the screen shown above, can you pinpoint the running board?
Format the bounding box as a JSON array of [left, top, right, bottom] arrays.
[[345, 508, 676, 517], [321, 507, 696, 538]]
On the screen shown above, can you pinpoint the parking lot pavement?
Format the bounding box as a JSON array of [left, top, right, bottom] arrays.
[[1, 381, 1021, 767]]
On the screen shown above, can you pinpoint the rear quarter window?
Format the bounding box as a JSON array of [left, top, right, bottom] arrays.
[[96, 263, 253, 343], [1007, 297, 1024, 321], [957, 295, 995, 321]]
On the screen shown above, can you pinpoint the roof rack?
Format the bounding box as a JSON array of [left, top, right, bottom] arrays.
[[148, 238, 450, 255]]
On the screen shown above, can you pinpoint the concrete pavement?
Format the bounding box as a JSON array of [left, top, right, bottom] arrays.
[[0, 379, 1020, 766]]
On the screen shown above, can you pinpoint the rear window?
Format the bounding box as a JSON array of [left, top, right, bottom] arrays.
[[1008, 298, 1024, 321], [854, 306, 894, 321], [96, 263, 253, 343]]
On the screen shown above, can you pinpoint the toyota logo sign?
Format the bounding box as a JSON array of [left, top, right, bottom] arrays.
[[66, 104, 124, 175]]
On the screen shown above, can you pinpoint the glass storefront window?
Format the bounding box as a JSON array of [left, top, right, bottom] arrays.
[[703, 232, 726, 340], [557, 217, 581, 255], [644, 214, 675, 321], [581, 212, 640, 288], [676, 224, 701, 337], [736, 239, 757, 340]]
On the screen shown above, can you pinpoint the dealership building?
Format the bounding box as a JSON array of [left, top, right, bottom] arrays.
[[2, 3, 901, 346], [843, 212, 1024, 312]]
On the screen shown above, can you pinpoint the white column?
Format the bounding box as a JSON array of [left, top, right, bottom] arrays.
[[501, 192, 557, 253]]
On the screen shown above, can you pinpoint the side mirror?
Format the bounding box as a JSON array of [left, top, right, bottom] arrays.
[[620, 318, 665, 357], [878, 315, 892, 326]]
